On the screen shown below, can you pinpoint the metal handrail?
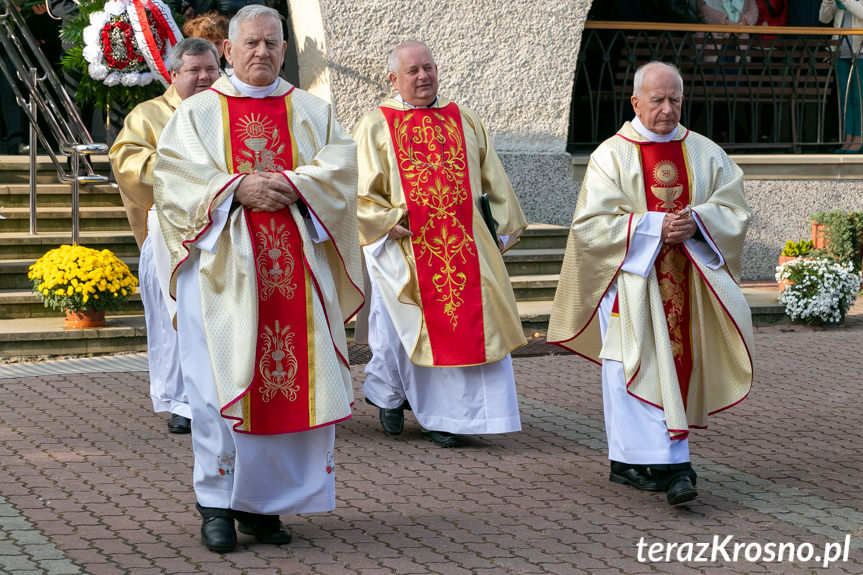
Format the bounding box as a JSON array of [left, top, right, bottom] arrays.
[[571, 22, 863, 153], [0, 0, 109, 244]]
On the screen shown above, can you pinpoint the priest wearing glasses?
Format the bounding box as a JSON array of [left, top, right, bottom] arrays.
[[354, 40, 527, 448]]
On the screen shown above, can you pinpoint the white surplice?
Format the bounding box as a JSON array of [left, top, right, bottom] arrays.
[[362, 237, 521, 435]]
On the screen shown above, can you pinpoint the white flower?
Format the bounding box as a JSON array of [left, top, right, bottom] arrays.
[[88, 11, 108, 27], [82, 25, 101, 48], [104, 0, 128, 17], [88, 63, 109, 80], [103, 72, 121, 87], [776, 257, 862, 324], [120, 71, 141, 86], [82, 44, 103, 64], [139, 72, 155, 85]]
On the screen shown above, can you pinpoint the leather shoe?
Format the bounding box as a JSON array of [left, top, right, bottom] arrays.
[[168, 413, 191, 434], [666, 474, 698, 505], [200, 516, 236, 553], [235, 512, 292, 545], [365, 398, 408, 435], [609, 463, 664, 492], [421, 429, 460, 448]]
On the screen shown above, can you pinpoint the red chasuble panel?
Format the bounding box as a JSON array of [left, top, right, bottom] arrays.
[[638, 140, 695, 410], [220, 90, 315, 434], [381, 103, 486, 366]]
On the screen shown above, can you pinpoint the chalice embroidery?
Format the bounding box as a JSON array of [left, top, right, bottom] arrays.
[[234, 113, 286, 173], [650, 160, 684, 211]]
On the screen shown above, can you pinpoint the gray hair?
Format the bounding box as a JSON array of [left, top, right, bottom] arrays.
[[168, 37, 220, 72], [228, 5, 283, 43], [388, 40, 434, 75], [633, 61, 684, 96]]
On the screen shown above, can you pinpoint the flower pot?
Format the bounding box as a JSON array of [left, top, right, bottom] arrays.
[[64, 309, 106, 329], [811, 221, 827, 250]]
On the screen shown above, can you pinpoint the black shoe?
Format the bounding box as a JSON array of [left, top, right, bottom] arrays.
[[168, 414, 191, 434], [235, 512, 292, 545], [609, 462, 664, 492], [421, 429, 460, 448], [666, 475, 698, 505], [200, 517, 236, 552], [365, 397, 408, 435], [196, 503, 236, 553]]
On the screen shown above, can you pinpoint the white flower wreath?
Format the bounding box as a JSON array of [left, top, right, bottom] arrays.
[[82, 0, 181, 88]]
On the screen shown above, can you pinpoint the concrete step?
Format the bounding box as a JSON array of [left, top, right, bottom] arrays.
[[0, 155, 111, 185], [503, 247, 565, 276], [0, 231, 139, 259], [510, 274, 559, 301], [0, 182, 123, 207], [0, 289, 143, 319], [0, 314, 147, 359], [0, 206, 131, 232], [514, 224, 569, 250], [0, 256, 140, 290]]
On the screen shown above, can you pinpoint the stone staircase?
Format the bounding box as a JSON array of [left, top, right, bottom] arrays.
[[0, 156, 146, 360], [0, 155, 786, 361]]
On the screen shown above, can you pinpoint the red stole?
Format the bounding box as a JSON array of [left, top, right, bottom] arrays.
[[219, 89, 315, 434], [638, 140, 694, 409], [381, 103, 486, 366]]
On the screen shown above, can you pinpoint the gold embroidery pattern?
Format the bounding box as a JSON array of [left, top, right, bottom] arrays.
[[650, 160, 684, 211], [658, 246, 689, 359], [233, 113, 287, 173], [257, 320, 300, 403], [392, 111, 474, 329], [254, 219, 298, 301]]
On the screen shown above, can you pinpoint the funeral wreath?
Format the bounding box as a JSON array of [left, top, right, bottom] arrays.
[[775, 257, 862, 325], [28, 245, 138, 312]]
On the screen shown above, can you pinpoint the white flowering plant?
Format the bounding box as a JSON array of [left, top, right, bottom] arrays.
[[776, 257, 862, 325]]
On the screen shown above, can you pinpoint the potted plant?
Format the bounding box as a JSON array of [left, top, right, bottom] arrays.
[[775, 257, 862, 325], [809, 210, 863, 272], [28, 245, 138, 328], [779, 239, 813, 265]]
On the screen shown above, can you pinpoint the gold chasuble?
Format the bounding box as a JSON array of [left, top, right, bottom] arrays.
[[153, 77, 363, 436], [354, 97, 528, 368], [547, 122, 754, 439], [219, 90, 320, 434], [380, 104, 485, 365]]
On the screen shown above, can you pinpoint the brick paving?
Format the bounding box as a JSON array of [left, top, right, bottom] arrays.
[[0, 300, 862, 573]]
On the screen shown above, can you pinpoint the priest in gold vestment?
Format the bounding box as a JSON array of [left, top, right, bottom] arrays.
[[109, 38, 221, 435], [153, 6, 363, 552], [354, 41, 527, 448], [548, 62, 753, 506]]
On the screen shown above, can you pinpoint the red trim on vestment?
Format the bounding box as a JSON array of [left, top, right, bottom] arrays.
[[169, 174, 242, 301], [547, 213, 635, 350]]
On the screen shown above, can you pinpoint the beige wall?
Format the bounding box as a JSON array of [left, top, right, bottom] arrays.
[[289, 1, 591, 150]]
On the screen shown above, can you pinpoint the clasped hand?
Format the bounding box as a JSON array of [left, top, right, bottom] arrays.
[[662, 208, 696, 245], [234, 172, 298, 212]]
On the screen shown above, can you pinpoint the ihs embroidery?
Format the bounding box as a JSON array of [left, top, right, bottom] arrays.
[[234, 113, 287, 173]]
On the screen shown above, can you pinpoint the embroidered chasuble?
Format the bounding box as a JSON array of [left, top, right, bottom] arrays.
[[638, 140, 694, 409], [354, 97, 527, 368], [547, 122, 754, 439], [380, 103, 486, 366], [216, 90, 319, 434]]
